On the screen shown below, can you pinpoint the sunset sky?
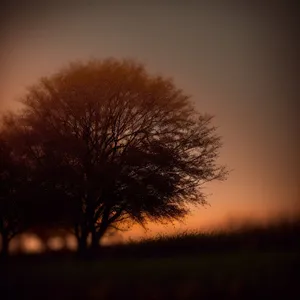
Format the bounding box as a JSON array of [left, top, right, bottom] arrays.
[[1, 1, 298, 241]]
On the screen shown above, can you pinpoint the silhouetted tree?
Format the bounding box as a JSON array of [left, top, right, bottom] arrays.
[[0, 115, 75, 256], [9, 58, 228, 253], [0, 128, 28, 257]]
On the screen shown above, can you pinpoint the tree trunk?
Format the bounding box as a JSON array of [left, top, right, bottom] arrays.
[[77, 236, 88, 256], [74, 221, 89, 256], [90, 226, 107, 256], [91, 230, 100, 251], [75, 225, 88, 257], [90, 205, 110, 253], [0, 234, 9, 259]]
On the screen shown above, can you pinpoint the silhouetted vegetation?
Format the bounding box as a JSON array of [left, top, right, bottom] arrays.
[[0, 133, 30, 257], [111, 217, 300, 258], [0, 218, 299, 299], [1, 57, 298, 299], [0, 58, 227, 255]]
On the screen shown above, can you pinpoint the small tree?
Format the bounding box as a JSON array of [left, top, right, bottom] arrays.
[[1, 115, 73, 256], [11, 58, 228, 253], [0, 130, 28, 257]]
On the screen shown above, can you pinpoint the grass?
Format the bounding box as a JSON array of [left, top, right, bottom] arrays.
[[0, 217, 299, 299]]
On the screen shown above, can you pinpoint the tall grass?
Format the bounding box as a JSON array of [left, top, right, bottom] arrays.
[[97, 215, 300, 259]]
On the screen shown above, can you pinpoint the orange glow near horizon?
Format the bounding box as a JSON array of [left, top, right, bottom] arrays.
[[6, 209, 299, 254], [1, 3, 298, 252]]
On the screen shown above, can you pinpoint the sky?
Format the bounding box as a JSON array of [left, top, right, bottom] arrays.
[[1, 1, 299, 241]]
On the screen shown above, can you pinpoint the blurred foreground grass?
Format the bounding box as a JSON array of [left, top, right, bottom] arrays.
[[1, 218, 299, 299]]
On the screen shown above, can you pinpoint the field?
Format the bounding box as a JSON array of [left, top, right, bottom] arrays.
[[1, 219, 299, 299]]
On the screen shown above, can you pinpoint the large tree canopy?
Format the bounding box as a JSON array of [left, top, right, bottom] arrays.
[[5, 58, 227, 253]]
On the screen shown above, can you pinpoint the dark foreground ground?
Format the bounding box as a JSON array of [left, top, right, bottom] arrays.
[[1, 220, 300, 299]]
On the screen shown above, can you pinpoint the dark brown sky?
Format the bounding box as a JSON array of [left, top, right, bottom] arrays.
[[1, 1, 299, 237]]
